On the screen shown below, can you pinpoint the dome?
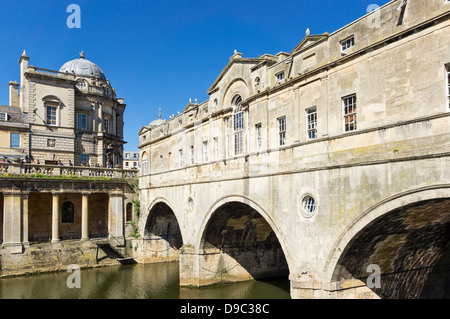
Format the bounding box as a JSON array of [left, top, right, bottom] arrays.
[[59, 51, 106, 81], [149, 118, 166, 127]]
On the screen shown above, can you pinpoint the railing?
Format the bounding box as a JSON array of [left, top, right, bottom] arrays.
[[0, 162, 137, 180]]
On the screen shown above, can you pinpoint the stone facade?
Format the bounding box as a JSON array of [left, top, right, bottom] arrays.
[[137, 0, 450, 298], [4, 50, 127, 167]]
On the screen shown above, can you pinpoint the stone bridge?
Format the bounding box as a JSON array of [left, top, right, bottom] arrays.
[[136, 116, 450, 299]]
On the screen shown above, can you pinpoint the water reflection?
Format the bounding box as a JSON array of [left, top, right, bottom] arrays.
[[0, 262, 290, 299]]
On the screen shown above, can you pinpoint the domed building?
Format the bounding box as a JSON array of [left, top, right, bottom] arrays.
[[7, 50, 126, 167]]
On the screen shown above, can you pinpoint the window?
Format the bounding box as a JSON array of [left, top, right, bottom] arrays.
[[302, 195, 316, 218], [190, 145, 194, 165], [278, 116, 286, 146], [255, 123, 262, 152], [341, 36, 355, 52], [46, 105, 57, 126], [0, 112, 7, 121], [160, 155, 164, 172], [233, 96, 244, 155], [76, 81, 87, 90], [214, 137, 219, 160], [141, 152, 148, 175], [125, 153, 130, 159], [133, 162, 137, 168], [103, 118, 110, 133], [343, 94, 357, 132], [203, 141, 208, 162], [306, 107, 317, 139], [275, 71, 285, 84], [225, 117, 230, 157], [133, 153, 138, 159], [178, 149, 183, 168], [10, 133, 20, 148], [447, 65, 450, 109], [62, 201, 75, 223], [126, 203, 133, 222], [77, 113, 87, 131], [80, 154, 90, 166]]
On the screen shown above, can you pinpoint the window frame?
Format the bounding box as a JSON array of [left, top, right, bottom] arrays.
[[232, 96, 244, 156], [306, 106, 317, 140], [278, 116, 286, 146], [342, 94, 357, 132], [178, 148, 183, 168], [46, 105, 57, 126], [77, 113, 88, 131], [80, 153, 90, 166], [103, 117, 110, 133], [275, 71, 285, 84], [341, 36, 355, 52], [190, 145, 195, 165], [214, 137, 219, 160], [159, 155, 164, 172], [446, 65, 450, 110], [10, 133, 21, 148]]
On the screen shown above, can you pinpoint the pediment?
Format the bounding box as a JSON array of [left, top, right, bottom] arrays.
[[183, 102, 199, 113], [207, 57, 262, 95], [290, 34, 329, 55]]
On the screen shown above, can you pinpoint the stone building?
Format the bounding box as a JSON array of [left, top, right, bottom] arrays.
[[7, 50, 126, 167], [123, 151, 140, 170], [137, 0, 450, 298], [0, 52, 136, 275]]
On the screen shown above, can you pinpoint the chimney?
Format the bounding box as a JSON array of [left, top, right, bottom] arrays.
[[19, 50, 29, 111], [8, 81, 19, 107]]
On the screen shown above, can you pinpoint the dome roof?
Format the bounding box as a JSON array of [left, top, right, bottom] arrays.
[[59, 51, 106, 81], [149, 118, 166, 127]]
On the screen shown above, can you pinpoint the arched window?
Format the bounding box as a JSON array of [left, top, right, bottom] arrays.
[[126, 202, 133, 222], [62, 201, 74, 223], [232, 96, 244, 155]]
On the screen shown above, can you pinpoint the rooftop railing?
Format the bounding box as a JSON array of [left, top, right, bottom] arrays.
[[0, 162, 137, 180]]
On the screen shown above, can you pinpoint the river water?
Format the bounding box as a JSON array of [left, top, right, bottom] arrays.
[[0, 262, 291, 299]]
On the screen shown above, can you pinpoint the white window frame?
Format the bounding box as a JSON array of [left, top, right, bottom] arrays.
[[275, 71, 285, 84], [233, 96, 244, 156], [10, 133, 20, 148], [342, 94, 357, 132], [77, 113, 88, 131], [278, 116, 286, 146], [203, 141, 208, 163], [341, 36, 355, 52], [306, 107, 317, 140], [255, 123, 262, 152], [160, 155, 164, 172], [0, 112, 7, 121], [46, 105, 57, 126]]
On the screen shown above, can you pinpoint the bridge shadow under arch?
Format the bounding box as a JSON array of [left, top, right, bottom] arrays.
[[331, 198, 450, 299], [142, 202, 183, 262], [199, 201, 289, 287]]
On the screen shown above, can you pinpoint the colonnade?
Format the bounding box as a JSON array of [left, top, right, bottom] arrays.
[[1, 190, 125, 253]]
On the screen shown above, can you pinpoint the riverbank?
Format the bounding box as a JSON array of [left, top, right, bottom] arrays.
[[0, 240, 129, 278]]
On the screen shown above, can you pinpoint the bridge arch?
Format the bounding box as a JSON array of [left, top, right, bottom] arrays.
[[139, 197, 184, 263], [193, 194, 293, 285], [325, 185, 450, 298]]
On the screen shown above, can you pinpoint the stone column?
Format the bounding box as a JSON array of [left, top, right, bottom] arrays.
[[22, 192, 29, 247], [112, 108, 117, 136], [108, 192, 124, 246], [81, 193, 89, 241], [2, 191, 23, 253], [51, 193, 61, 244], [92, 102, 97, 132]]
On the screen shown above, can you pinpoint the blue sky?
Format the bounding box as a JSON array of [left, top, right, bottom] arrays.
[[0, 0, 391, 151]]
